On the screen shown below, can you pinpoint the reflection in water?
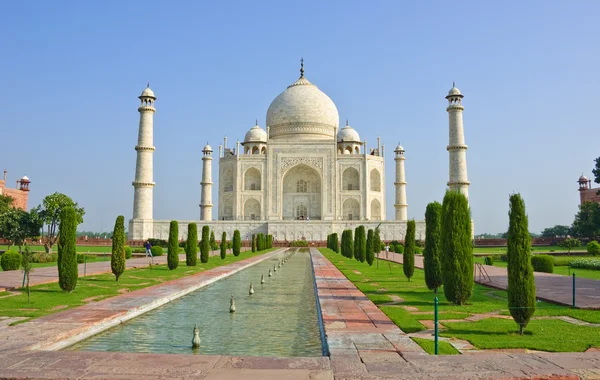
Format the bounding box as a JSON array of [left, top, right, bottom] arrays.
[[67, 249, 323, 357]]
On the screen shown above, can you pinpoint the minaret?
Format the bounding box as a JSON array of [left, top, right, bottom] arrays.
[[132, 84, 156, 222], [200, 143, 213, 220], [394, 143, 407, 221], [446, 83, 470, 200]]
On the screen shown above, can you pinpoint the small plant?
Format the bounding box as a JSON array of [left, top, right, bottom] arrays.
[[531, 255, 554, 273], [394, 244, 404, 254], [151, 246, 163, 256], [1, 250, 22, 271], [21, 246, 34, 302], [587, 241, 600, 256], [125, 246, 133, 259], [484, 256, 494, 265]]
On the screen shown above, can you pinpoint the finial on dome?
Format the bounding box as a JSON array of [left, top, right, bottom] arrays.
[[147, 81, 150, 88], [256, 118, 258, 125], [300, 58, 304, 78], [346, 119, 348, 126], [453, 81, 455, 88]]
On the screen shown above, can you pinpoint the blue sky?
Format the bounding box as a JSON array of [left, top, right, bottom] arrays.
[[1, 1, 598, 234]]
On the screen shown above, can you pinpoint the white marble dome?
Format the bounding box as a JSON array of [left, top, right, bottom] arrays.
[[337, 123, 360, 142], [244, 124, 267, 143], [266, 75, 339, 140], [448, 85, 462, 96], [202, 144, 212, 152], [140, 86, 156, 98]]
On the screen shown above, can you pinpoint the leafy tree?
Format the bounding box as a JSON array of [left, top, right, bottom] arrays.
[[593, 157, 600, 194], [233, 230, 241, 256], [186, 223, 198, 266], [424, 202, 443, 292], [167, 221, 179, 270], [366, 229, 374, 266], [403, 220, 415, 281], [571, 202, 600, 239], [587, 241, 600, 256], [251, 234, 256, 252], [507, 193, 536, 335], [33, 192, 85, 253], [559, 237, 581, 253], [441, 191, 473, 305], [354, 226, 366, 262], [0, 208, 42, 251], [0, 194, 14, 215], [541, 225, 571, 238], [57, 206, 78, 292], [220, 232, 227, 259], [209, 230, 217, 251], [200, 225, 210, 263], [21, 246, 34, 302], [110, 215, 126, 281]]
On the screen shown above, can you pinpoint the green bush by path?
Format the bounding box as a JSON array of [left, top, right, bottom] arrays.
[[151, 246, 163, 256], [291, 240, 308, 247], [587, 241, 600, 256], [366, 229, 374, 266], [441, 191, 473, 305], [570, 258, 600, 270], [506, 193, 536, 335], [233, 230, 241, 256], [209, 231, 218, 251], [394, 244, 404, 254], [531, 255, 554, 273], [186, 223, 198, 266], [403, 220, 415, 281], [58, 207, 78, 292], [200, 225, 210, 263], [484, 256, 494, 265], [220, 232, 227, 259], [1, 250, 22, 271], [125, 246, 132, 259], [167, 221, 179, 270], [411, 337, 460, 355], [110, 215, 126, 281]]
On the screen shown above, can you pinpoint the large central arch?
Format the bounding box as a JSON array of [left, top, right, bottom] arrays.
[[282, 164, 322, 220]]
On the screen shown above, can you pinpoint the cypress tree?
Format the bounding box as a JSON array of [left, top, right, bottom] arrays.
[[424, 202, 443, 292], [200, 225, 210, 263], [404, 220, 416, 281], [252, 234, 256, 252], [342, 229, 354, 259], [373, 228, 381, 258], [58, 206, 78, 292], [441, 191, 473, 305], [258, 233, 264, 251], [111, 215, 126, 281], [220, 232, 227, 259], [209, 230, 216, 250], [355, 226, 366, 262], [327, 234, 330, 249], [332, 233, 339, 253], [507, 193, 536, 335], [233, 230, 241, 256], [167, 220, 179, 270], [186, 223, 198, 266], [366, 229, 374, 266]]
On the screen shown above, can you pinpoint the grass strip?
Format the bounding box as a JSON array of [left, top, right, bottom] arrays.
[[411, 337, 460, 355]]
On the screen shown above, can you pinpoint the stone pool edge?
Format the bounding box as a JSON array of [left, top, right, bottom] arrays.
[[18, 249, 286, 353]]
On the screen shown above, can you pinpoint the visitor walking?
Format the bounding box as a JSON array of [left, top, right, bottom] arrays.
[[385, 244, 390, 259], [145, 241, 153, 257]]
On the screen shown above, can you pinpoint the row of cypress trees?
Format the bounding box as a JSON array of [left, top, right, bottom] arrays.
[[326, 233, 339, 253]]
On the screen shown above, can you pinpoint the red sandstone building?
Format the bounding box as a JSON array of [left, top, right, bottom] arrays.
[[0, 170, 31, 210], [578, 175, 600, 205]]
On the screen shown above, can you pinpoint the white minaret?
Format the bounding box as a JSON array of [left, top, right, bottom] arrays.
[[132, 84, 156, 222], [446, 83, 470, 200], [200, 143, 213, 220], [394, 143, 407, 221]]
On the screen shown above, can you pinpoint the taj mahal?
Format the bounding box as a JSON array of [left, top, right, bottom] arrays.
[[128, 61, 470, 242]]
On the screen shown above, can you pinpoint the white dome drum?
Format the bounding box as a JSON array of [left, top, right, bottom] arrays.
[[266, 73, 339, 141]]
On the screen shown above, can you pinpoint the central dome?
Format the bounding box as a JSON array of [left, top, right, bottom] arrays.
[[266, 72, 339, 140]]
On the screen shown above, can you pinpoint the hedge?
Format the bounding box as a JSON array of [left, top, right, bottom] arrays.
[[531, 255, 554, 273], [151, 246, 163, 256], [1, 250, 21, 271], [569, 258, 600, 270], [291, 240, 308, 247]]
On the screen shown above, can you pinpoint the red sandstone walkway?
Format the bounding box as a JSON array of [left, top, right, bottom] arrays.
[[381, 251, 600, 309], [0, 249, 245, 292]]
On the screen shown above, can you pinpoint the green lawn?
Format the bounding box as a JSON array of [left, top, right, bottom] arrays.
[[473, 246, 586, 254], [474, 256, 600, 280], [411, 337, 460, 355], [0, 249, 273, 322], [320, 248, 600, 352], [1, 254, 113, 271]]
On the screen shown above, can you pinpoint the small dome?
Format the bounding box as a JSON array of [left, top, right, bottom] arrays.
[[448, 86, 461, 96], [394, 143, 404, 152], [20, 175, 30, 182], [203, 144, 212, 152], [140, 86, 156, 98], [337, 123, 360, 142], [579, 175, 589, 182], [244, 124, 267, 143]]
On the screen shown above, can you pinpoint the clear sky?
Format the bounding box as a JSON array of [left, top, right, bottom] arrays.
[[1, 1, 598, 234]]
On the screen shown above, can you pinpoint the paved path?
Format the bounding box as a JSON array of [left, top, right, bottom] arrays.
[[379, 251, 600, 309], [0, 249, 248, 292]]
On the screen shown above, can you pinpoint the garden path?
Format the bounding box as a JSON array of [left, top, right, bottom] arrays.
[[379, 251, 600, 309]]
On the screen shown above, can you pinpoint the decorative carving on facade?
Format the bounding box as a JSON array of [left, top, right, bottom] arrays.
[[280, 157, 323, 173]]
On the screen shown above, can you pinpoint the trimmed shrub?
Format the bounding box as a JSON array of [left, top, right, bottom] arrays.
[[507, 193, 536, 335], [553, 256, 573, 266], [341, 230, 354, 259], [151, 246, 163, 256], [441, 191, 473, 305], [587, 241, 600, 256], [200, 225, 210, 263], [394, 244, 404, 254], [354, 226, 366, 262], [404, 220, 416, 281], [252, 234, 256, 252], [1, 250, 22, 271], [125, 246, 133, 259], [424, 201, 443, 292], [167, 220, 179, 270], [111, 215, 126, 281], [484, 256, 494, 266], [58, 206, 78, 292], [220, 232, 227, 259], [291, 240, 308, 247], [414, 247, 422, 255], [210, 231, 218, 251], [233, 230, 241, 256], [32, 252, 54, 263], [570, 258, 600, 270], [531, 255, 554, 273], [366, 229, 374, 266], [332, 233, 339, 253], [186, 223, 198, 266]]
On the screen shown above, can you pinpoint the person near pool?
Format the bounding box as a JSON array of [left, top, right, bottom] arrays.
[[145, 240, 153, 257]]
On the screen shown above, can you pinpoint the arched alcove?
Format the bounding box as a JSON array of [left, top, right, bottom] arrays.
[[342, 167, 360, 191], [371, 198, 381, 220], [282, 164, 321, 220], [222, 167, 233, 193], [342, 198, 360, 220], [244, 198, 261, 220], [244, 168, 261, 191], [370, 169, 381, 192]]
